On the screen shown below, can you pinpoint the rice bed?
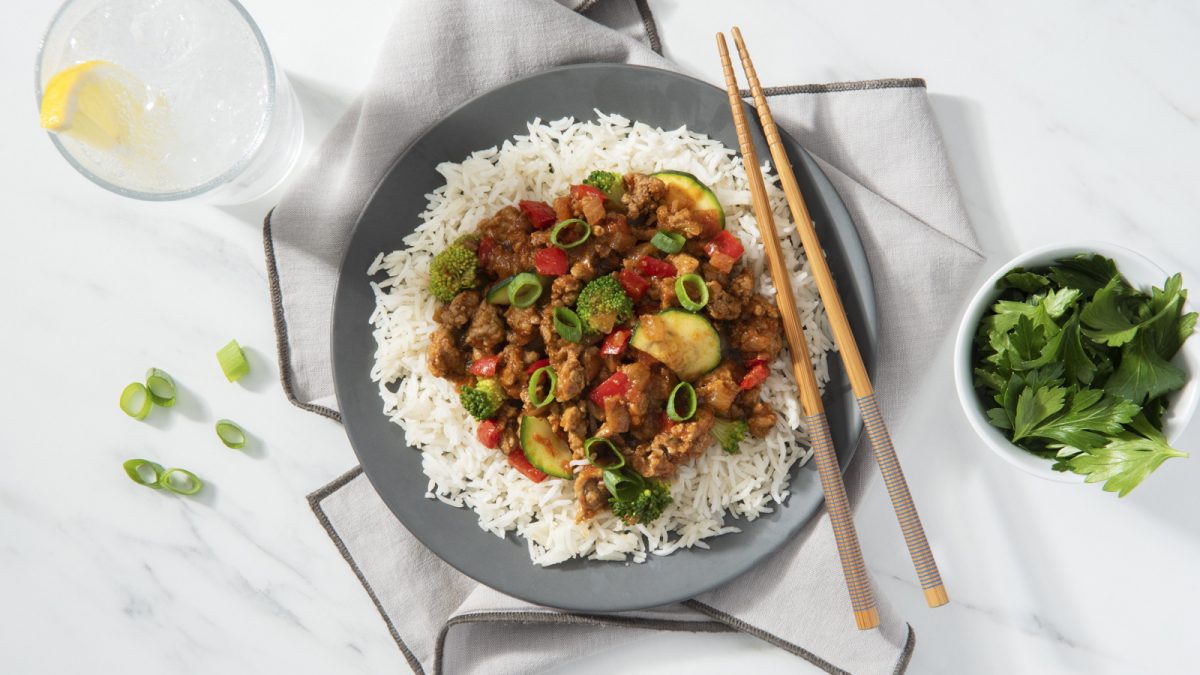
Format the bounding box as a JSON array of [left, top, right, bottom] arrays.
[[368, 112, 834, 565]]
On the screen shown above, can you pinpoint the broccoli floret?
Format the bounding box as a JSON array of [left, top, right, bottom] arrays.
[[428, 244, 478, 303], [576, 275, 633, 334], [711, 418, 749, 454], [459, 379, 504, 420], [583, 170, 625, 203], [610, 480, 671, 525]]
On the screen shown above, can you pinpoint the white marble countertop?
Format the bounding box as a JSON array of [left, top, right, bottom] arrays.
[[2, 1, 1198, 673]]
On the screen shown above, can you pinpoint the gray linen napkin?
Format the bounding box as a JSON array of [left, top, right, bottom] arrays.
[[264, 1, 984, 672]]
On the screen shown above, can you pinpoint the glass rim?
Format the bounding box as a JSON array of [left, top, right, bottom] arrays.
[[33, 0, 278, 201]]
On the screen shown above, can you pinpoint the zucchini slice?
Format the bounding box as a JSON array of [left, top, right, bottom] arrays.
[[650, 170, 725, 229], [629, 309, 722, 381], [485, 276, 514, 305], [520, 416, 573, 479]]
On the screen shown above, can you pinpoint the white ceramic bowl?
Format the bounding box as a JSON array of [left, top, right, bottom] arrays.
[[954, 242, 1200, 482]]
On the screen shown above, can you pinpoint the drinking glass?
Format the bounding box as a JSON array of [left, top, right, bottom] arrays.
[[35, 0, 304, 204]]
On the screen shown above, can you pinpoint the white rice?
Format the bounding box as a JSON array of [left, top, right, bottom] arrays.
[[367, 111, 834, 565]]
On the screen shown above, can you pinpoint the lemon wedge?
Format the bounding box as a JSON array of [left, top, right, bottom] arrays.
[[40, 60, 144, 150]]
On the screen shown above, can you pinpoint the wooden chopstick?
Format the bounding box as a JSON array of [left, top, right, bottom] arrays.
[[717, 32, 879, 631], [729, 26, 949, 609]]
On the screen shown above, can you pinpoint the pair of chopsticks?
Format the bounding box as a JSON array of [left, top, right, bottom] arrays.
[[717, 28, 948, 630]]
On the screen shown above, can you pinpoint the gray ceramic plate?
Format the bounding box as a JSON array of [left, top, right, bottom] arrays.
[[331, 64, 878, 612]]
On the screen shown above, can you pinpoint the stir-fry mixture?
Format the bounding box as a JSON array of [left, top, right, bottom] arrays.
[[426, 170, 785, 525]]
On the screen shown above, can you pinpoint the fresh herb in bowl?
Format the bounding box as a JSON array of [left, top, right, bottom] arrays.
[[972, 254, 1195, 495]]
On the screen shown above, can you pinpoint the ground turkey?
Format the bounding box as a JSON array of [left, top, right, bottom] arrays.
[[621, 172, 666, 220], [747, 400, 776, 438], [695, 362, 740, 416], [478, 206, 535, 280], [428, 327, 466, 378], [433, 290, 480, 329], [496, 344, 537, 399], [628, 407, 716, 478], [705, 280, 742, 320], [463, 302, 504, 351], [732, 296, 785, 362], [503, 305, 541, 347]]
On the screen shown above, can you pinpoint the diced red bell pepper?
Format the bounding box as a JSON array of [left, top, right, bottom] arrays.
[[519, 200, 557, 230], [477, 236, 496, 267], [525, 358, 550, 375], [477, 420, 502, 449], [508, 449, 548, 482], [600, 328, 632, 356], [570, 184, 606, 202], [534, 246, 568, 276], [635, 255, 677, 278], [740, 363, 770, 391], [589, 371, 631, 407], [615, 269, 650, 301], [468, 355, 501, 377], [705, 230, 745, 261]]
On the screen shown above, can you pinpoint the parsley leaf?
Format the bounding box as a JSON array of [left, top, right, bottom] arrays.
[[1012, 384, 1067, 440], [1059, 313, 1097, 386], [998, 269, 1051, 293], [986, 406, 1012, 430], [1081, 273, 1190, 349], [1080, 276, 1145, 346], [1010, 315, 1048, 363], [1022, 363, 1066, 391], [989, 366, 1065, 436], [1105, 336, 1186, 403], [1014, 389, 1140, 449], [1012, 316, 1072, 372], [1042, 287, 1085, 318], [1102, 274, 1192, 403], [990, 287, 1080, 335], [1140, 274, 1196, 360], [974, 367, 1007, 393], [1047, 254, 1118, 298], [1066, 416, 1188, 497]]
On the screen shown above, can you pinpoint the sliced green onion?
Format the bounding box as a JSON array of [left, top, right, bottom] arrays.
[[144, 368, 177, 407], [120, 382, 152, 420], [675, 274, 710, 311], [217, 339, 250, 382], [528, 365, 557, 407], [585, 437, 626, 470], [650, 230, 685, 254], [215, 419, 247, 449], [667, 381, 697, 421], [123, 459, 165, 488], [603, 467, 644, 502], [553, 306, 583, 343], [550, 218, 591, 249], [159, 468, 203, 496], [508, 272, 544, 308]]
